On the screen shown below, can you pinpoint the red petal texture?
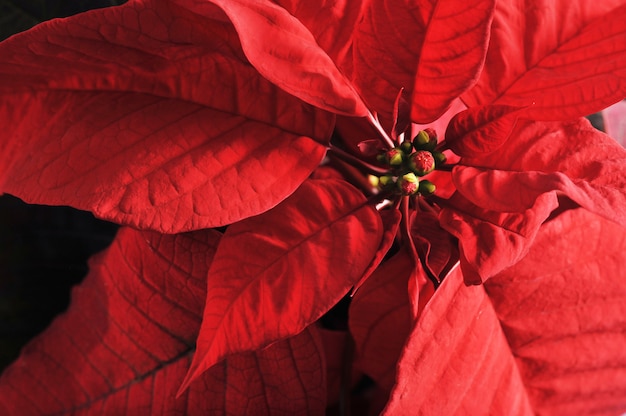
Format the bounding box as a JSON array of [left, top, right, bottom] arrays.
[[352, 0, 496, 123], [464, 0, 626, 120], [349, 250, 412, 391], [201, 0, 367, 116], [485, 208, 626, 415], [442, 118, 626, 282], [271, 0, 367, 72], [445, 105, 524, 157], [457, 118, 626, 226], [352, 208, 401, 294], [0, 228, 328, 414], [183, 179, 383, 389], [384, 267, 534, 415], [0, 0, 332, 232], [411, 210, 458, 281], [440, 192, 558, 284]]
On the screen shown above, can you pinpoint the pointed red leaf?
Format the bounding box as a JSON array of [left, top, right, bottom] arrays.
[[384, 268, 535, 415], [445, 105, 524, 156], [485, 208, 626, 415], [352, 0, 496, 123], [464, 1, 626, 120], [0, 0, 332, 232], [204, 0, 367, 116], [183, 179, 383, 389]]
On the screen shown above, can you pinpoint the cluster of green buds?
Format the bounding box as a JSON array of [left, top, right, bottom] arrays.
[[373, 129, 446, 196]]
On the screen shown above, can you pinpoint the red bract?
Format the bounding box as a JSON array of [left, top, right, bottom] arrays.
[[1, 0, 626, 414]]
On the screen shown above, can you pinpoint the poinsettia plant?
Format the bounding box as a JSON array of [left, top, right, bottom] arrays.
[[1, 0, 626, 414]]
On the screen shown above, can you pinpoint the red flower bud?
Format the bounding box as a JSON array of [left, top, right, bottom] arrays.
[[409, 150, 435, 176], [398, 172, 419, 195], [386, 148, 404, 166]]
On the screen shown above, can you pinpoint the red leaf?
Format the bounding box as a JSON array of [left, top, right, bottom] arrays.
[[0, 228, 221, 413], [352, 0, 496, 123], [205, 0, 367, 116], [439, 192, 558, 284], [485, 208, 626, 415], [205, 326, 328, 415], [351, 208, 401, 294], [182, 179, 383, 390], [349, 250, 412, 391], [464, 0, 626, 120], [456, 119, 626, 227], [411, 210, 458, 280], [271, 0, 367, 71], [442, 118, 626, 283], [0, 0, 332, 232], [384, 267, 535, 415], [0, 228, 329, 414], [444, 105, 524, 157]]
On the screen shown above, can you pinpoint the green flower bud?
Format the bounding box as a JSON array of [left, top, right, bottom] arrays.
[[418, 180, 436, 195], [400, 140, 413, 154], [432, 151, 447, 167], [386, 148, 404, 166], [378, 174, 395, 190], [414, 128, 438, 151]]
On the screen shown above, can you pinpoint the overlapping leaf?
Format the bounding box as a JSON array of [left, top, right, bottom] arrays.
[[463, 0, 626, 120], [182, 179, 383, 390], [272, 0, 367, 70], [485, 208, 626, 415], [445, 105, 524, 156], [383, 268, 534, 415], [0, 228, 220, 413], [349, 250, 412, 391], [352, 0, 495, 123], [441, 118, 626, 282], [0, 0, 333, 233], [200, 0, 367, 116], [0, 228, 329, 414]]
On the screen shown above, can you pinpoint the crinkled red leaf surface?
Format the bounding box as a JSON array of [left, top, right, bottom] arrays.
[[484, 208, 626, 415], [183, 178, 383, 390], [464, 0, 626, 120], [456, 118, 626, 225], [445, 105, 524, 156], [0, 0, 334, 233], [352, 0, 496, 123], [386, 208, 626, 414], [441, 118, 626, 283], [0, 228, 328, 414], [384, 267, 534, 415]]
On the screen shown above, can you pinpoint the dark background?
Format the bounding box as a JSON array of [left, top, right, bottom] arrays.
[[0, 0, 124, 372]]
